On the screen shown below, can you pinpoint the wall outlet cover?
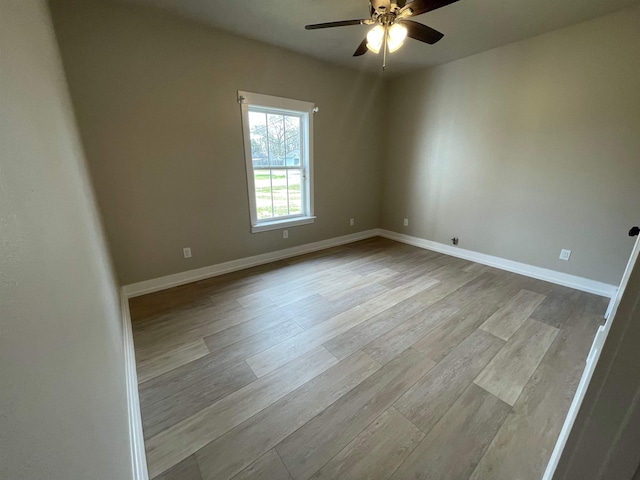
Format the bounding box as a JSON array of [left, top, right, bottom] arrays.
[[403, 218, 409, 227], [559, 249, 572, 261], [283, 230, 289, 239], [349, 218, 355, 226], [183, 247, 192, 258]]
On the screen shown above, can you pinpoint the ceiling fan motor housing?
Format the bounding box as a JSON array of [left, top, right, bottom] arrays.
[[371, 0, 407, 15]]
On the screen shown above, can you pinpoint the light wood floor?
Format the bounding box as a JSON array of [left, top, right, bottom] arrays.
[[130, 237, 606, 480]]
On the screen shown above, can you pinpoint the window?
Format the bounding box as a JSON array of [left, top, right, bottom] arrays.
[[239, 91, 315, 233]]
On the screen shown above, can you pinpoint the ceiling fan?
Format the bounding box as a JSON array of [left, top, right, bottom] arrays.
[[305, 0, 459, 69]]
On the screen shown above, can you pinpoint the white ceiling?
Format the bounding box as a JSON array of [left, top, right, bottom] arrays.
[[119, 0, 640, 74]]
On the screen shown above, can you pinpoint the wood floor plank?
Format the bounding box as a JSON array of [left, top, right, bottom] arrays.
[[412, 294, 505, 362], [145, 346, 339, 478], [245, 306, 368, 377], [378, 262, 439, 289], [469, 294, 604, 480], [461, 262, 504, 276], [247, 275, 438, 377], [309, 407, 424, 480], [320, 267, 396, 300], [515, 276, 556, 296], [140, 320, 303, 410], [292, 283, 390, 331], [276, 348, 435, 480], [235, 250, 391, 308], [235, 267, 353, 308], [323, 298, 428, 360], [203, 318, 303, 355], [362, 300, 461, 365], [391, 384, 511, 480], [152, 455, 202, 480], [412, 270, 494, 308], [474, 318, 559, 406], [358, 273, 440, 317], [136, 302, 279, 348], [130, 284, 213, 321], [424, 262, 478, 282], [202, 272, 279, 303], [231, 450, 292, 480], [235, 294, 278, 310], [429, 255, 474, 272], [136, 339, 210, 384], [283, 245, 351, 265], [200, 320, 301, 368], [411, 271, 532, 362], [327, 281, 391, 321], [195, 351, 381, 480], [348, 254, 398, 275], [265, 270, 358, 308], [132, 297, 241, 334], [134, 302, 286, 362], [480, 289, 546, 341], [296, 247, 382, 269], [395, 329, 505, 433], [579, 291, 609, 317], [361, 271, 507, 365], [141, 361, 256, 440], [529, 284, 582, 328]]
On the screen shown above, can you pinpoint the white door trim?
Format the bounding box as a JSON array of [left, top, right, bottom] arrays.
[[543, 234, 640, 479]]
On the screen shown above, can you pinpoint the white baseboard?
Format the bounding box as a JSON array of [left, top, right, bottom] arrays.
[[121, 289, 149, 480], [123, 228, 616, 299], [122, 229, 379, 298], [378, 229, 617, 298]]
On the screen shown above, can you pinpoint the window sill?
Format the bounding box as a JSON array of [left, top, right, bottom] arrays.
[[251, 216, 316, 233]]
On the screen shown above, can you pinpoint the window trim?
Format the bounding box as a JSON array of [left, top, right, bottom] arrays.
[[239, 91, 315, 233]]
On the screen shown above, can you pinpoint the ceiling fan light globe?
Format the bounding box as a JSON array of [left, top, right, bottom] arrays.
[[388, 22, 408, 52], [366, 25, 385, 53], [389, 23, 408, 42], [387, 40, 404, 52], [366, 43, 381, 54]]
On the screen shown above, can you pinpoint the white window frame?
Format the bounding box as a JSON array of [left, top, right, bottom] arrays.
[[239, 91, 315, 233]]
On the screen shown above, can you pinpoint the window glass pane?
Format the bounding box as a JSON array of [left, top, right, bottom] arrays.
[[254, 169, 273, 219], [285, 116, 301, 166], [267, 114, 285, 167], [249, 111, 268, 168], [271, 169, 289, 217], [243, 95, 312, 228], [287, 170, 302, 216]]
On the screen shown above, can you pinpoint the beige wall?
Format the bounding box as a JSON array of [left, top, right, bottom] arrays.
[[381, 6, 640, 286], [50, 0, 386, 286], [0, 2, 132, 479], [50, 0, 639, 288]]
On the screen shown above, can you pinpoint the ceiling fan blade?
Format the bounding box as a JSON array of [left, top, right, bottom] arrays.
[[403, 19, 444, 44], [305, 19, 365, 30], [400, 0, 459, 17], [353, 38, 369, 57]]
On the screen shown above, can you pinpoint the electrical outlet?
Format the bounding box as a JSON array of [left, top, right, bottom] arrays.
[[349, 218, 355, 226], [283, 230, 289, 239], [403, 218, 409, 227], [559, 249, 571, 261], [183, 247, 192, 258]]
